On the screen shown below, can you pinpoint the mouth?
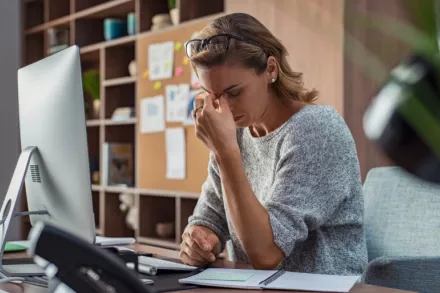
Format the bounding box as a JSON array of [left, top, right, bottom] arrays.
[[233, 115, 244, 122]]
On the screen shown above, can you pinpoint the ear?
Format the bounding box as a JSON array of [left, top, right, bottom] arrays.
[[266, 56, 279, 84]]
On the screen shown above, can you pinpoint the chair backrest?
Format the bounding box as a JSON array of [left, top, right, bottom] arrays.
[[363, 167, 440, 261]]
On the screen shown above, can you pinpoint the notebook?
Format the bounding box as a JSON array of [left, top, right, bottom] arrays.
[[179, 268, 360, 292]]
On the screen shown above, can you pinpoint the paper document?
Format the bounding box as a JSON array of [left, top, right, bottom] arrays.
[[180, 268, 276, 290], [262, 271, 360, 292], [166, 84, 190, 122], [148, 41, 174, 80], [140, 95, 165, 133], [165, 128, 186, 179], [180, 268, 360, 292]]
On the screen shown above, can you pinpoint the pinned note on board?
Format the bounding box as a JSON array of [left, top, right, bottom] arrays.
[[153, 81, 162, 90], [166, 127, 186, 180], [175, 67, 183, 76], [175, 42, 183, 51], [148, 41, 174, 80], [183, 56, 189, 65], [140, 95, 165, 134], [166, 83, 190, 122]]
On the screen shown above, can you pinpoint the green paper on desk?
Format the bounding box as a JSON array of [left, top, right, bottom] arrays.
[[4, 242, 27, 252]]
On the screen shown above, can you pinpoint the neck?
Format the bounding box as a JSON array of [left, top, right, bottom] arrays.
[[249, 98, 304, 138]]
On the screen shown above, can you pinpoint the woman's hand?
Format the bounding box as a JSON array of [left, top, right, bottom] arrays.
[[193, 94, 239, 157], [180, 225, 221, 266]]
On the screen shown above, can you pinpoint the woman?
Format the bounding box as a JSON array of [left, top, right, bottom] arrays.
[[180, 13, 367, 275]]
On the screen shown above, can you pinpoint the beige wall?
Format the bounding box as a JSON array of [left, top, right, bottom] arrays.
[[226, 0, 344, 115]]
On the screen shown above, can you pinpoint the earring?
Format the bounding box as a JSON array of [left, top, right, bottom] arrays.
[[271, 78, 276, 83]]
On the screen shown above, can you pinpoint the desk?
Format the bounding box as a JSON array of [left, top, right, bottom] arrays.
[[0, 244, 416, 293]]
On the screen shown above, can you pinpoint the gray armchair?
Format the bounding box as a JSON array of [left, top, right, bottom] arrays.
[[361, 167, 440, 293]]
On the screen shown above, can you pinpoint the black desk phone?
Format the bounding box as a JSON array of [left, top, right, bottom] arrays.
[[27, 222, 152, 293]]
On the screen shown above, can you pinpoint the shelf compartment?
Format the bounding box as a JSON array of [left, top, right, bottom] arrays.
[[104, 83, 135, 119], [138, 0, 169, 33], [76, 0, 135, 19], [81, 49, 100, 66], [25, 33, 44, 65], [105, 43, 135, 79], [24, 0, 44, 29], [137, 236, 180, 250], [179, 0, 224, 23], [87, 126, 100, 185], [103, 191, 135, 237], [48, 0, 70, 21], [92, 191, 101, 227], [139, 195, 176, 243], [178, 198, 198, 241], [75, 19, 105, 47], [105, 123, 135, 143]]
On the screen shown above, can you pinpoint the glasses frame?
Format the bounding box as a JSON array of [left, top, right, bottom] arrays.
[[184, 33, 266, 58]]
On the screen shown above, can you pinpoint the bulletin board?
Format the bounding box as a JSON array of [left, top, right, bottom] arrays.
[[137, 18, 213, 193]]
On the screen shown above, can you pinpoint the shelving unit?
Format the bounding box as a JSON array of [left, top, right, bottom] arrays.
[[21, 0, 224, 248]]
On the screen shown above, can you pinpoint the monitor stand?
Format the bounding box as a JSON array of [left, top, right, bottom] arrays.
[[0, 146, 45, 276]]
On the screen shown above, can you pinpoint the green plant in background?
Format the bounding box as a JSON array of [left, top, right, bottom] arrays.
[[83, 70, 100, 101], [168, 0, 176, 10]]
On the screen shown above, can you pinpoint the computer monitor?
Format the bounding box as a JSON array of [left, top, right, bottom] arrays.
[[0, 46, 96, 274]]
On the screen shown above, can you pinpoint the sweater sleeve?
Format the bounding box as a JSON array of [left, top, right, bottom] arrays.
[[188, 154, 230, 250], [265, 125, 361, 258]]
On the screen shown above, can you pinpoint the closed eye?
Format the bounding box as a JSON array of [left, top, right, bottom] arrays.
[[227, 90, 241, 97]]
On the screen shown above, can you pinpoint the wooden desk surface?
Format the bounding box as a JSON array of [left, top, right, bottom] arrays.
[[0, 244, 416, 293]]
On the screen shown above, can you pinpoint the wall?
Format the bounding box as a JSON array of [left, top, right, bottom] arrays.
[[226, 0, 344, 115], [0, 1, 21, 240]]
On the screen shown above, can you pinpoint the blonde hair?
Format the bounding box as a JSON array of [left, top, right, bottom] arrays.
[[189, 13, 318, 103]]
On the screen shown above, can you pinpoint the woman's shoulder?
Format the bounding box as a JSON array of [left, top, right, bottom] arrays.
[[283, 105, 356, 152]]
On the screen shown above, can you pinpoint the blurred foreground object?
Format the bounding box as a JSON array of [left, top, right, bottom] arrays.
[[364, 54, 440, 183]]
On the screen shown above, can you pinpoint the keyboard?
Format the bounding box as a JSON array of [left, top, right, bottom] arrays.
[[138, 256, 196, 271]]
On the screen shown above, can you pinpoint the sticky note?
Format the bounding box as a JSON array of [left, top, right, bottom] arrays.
[[153, 81, 162, 90], [175, 42, 183, 51], [183, 56, 189, 65], [175, 67, 183, 76], [142, 70, 149, 79]]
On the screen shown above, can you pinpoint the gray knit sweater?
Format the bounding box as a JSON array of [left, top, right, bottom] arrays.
[[188, 105, 368, 275]]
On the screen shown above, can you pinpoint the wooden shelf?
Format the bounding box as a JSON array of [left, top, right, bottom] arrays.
[[22, 0, 223, 247], [103, 186, 137, 194], [86, 119, 101, 126], [75, 0, 134, 20], [26, 0, 134, 35], [103, 118, 137, 126], [80, 35, 137, 54], [138, 189, 200, 199], [137, 236, 180, 250], [103, 76, 136, 87]]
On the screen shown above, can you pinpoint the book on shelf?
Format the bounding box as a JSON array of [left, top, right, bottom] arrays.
[[102, 143, 134, 187]]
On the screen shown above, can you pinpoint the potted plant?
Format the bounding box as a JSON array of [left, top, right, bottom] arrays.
[[169, 0, 179, 25], [83, 70, 101, 119]]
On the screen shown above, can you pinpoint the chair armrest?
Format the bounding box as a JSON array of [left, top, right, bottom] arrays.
[[361, 255, 440, 293]]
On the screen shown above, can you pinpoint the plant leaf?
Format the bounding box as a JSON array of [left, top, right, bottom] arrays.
[[83, 70, 100, 101]]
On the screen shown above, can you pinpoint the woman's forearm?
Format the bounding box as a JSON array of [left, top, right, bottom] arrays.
[[215, 149, 284, 269]]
